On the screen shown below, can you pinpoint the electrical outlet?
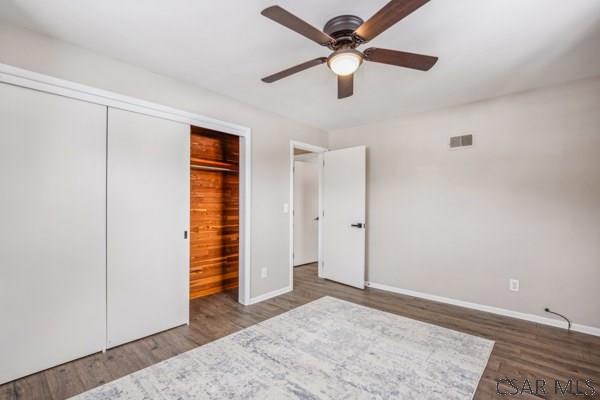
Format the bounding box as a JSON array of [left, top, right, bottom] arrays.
[[261, 267, 268, 279], [509, 279, 520, 292]]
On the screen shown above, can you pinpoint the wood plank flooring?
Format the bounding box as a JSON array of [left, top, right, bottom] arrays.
[[1, 264, 598, 399]]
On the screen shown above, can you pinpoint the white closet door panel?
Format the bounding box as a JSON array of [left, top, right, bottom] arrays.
[[107, 108, 189, 348], [0, 83, 106, 384]]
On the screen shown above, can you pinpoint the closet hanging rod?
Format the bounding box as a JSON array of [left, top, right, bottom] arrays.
[[190, 164, 237, 173]]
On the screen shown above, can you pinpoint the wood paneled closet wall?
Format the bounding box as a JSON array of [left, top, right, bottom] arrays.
[[190, 126, 240, 299]]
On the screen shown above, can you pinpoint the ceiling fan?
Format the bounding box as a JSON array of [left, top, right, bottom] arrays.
[[260, 0, 438, 99]]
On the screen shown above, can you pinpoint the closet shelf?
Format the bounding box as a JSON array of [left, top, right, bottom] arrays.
[[190, 157, 238, 173]]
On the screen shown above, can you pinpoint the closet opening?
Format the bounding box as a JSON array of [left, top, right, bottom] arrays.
[[190, 126, 240, 301]]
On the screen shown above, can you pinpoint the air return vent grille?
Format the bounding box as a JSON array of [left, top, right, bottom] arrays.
[[449, 134, 473, 149]]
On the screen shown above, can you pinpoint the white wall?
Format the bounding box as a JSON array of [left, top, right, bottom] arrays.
[[293, 156, 319, 266], [329, 76, 600, 329], [0, 23, 327, 299]]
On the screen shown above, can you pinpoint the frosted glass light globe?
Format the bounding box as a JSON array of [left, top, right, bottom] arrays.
[[328, 50, 363, 76]]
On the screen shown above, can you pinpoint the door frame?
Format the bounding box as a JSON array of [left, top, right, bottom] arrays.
[[289, 140, 328, 290], [0, 63, 253, 306]]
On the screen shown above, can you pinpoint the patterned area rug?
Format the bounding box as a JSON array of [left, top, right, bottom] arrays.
[[73, 296, 494, 399]]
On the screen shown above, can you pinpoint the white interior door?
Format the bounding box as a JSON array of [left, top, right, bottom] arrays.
[[107, 108, 189, 348], [321, 146, 366, 289], [0, 83, 106, 384], [293, 159, 319, 266]]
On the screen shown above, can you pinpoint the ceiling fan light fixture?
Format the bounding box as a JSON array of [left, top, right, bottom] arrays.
[[260, 2, 438, 99], [327, 49, 363, 76]]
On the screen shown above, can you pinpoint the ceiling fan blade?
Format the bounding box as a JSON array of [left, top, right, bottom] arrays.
[[261, 6, 334, 46], [262, 57, 327, 83], [354, 0, 430, 42], [338, 74, 354, 99], [364, 48, 438, 71]]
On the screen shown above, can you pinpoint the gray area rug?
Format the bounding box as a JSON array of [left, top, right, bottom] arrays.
[[73, 296, 494, 399]]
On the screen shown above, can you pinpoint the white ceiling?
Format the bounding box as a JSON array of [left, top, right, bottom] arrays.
[[1, 0, 599, 130]]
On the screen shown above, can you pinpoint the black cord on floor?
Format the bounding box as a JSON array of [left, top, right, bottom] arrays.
[[545, 308, 572, 331]]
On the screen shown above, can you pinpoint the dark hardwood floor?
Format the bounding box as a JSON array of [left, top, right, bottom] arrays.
[[1, 264, 599, 399]]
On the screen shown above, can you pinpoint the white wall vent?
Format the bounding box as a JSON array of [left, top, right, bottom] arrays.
[[449, 134, 473, 149]]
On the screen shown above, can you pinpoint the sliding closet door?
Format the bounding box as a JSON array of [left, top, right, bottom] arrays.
[[0, 84, 106, 384], [107, 108, 189, 348]]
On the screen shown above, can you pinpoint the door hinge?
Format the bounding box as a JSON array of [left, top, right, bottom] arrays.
[[323, 159, 325, 167]]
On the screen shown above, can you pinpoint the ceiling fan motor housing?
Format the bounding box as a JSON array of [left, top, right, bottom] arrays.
[[323, 15, 365, 49]]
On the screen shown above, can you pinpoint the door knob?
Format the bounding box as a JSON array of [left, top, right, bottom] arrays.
[[351, 223, 365, 229]]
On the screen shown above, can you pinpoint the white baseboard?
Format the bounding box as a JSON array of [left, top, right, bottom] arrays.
[[247, 286, 292, 305], [366, 281, 600, 337]]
